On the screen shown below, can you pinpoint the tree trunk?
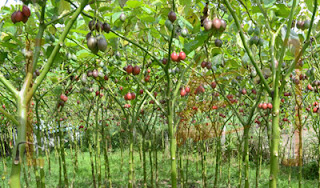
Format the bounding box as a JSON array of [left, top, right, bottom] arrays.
[[149, 140, 154, 188], [269, 92, 280, 188], [167, 107, 177, 188], [142, 136, 147, 188], [238, 143, 242, 188], [214, 138, 221, 188], [243, 126, 250, 188], [89, 140, 96, 188], [201, 141, 207, 188], [154, 133, 158, 187], [8, 101, 27, 188], [128, 120, 135, 188], [318, 135, 320, 188]]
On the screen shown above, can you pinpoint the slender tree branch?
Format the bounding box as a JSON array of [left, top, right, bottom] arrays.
[[32, 1, 47, 73], [275, 0, 297, 90], [111, 30, 164, 69], [237, 0, 257, 25], [212, 71, 246, 125], [0, 73, 18, 98], [45, 9, 76, 26], [0, 107, 19, 126], [131, 76, 166, 115]]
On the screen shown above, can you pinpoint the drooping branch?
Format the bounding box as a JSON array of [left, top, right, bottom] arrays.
[[281, 0, 319, 93], [28, 0, 89, 102], [275, 0, 297, 88], [223, 0, 272, 96], [111, 30, 165, 69]]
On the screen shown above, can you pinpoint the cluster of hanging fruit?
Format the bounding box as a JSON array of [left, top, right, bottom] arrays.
[[308, 101, 320, 113], [200, 3, 226, 47], [248, 27, 263, 46], [124, 65, 141, 75], [202, 18, 226, 32], [258, 102, 272, 110], [86, 19, 111, 54], [11, 5, 31, 24], [164, 10, 177, 31]]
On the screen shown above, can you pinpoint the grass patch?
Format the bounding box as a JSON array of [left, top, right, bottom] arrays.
[[0, 149, 317, 187]]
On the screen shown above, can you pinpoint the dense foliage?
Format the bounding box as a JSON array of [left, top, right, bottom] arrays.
[[0, 0, 320, 188]]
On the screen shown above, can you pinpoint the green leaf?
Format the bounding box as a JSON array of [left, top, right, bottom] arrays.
[[141, 6, 154, 14], [138, 14, 155, 22], [274, 4, 290, 18], [305, 0, 314, 12], [76, 50, 91, 59], [236, 34, 244, 49], [99, 6, 112, 12], [126, 0, 142, 8], [263, 0, 276, 7], [0, 51, 7, 63], [178, 15, 193, 30], [212, 54, 223, 66], [183, 31, 209, 54], [112, 12, 123, 23], [70, 29, 88, 35], [225, 59, 241, 69], [104, 32, 118, 40], [58, 0, 70, 14], [0, 42, 17, 49], [46, 46, 54, 58]]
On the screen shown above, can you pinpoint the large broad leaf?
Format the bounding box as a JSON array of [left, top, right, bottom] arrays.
[[236, 34, 244, 49], [99, 6, 113, 12], [76, 50, 91, 59], [138, 14, 155, 23], [212, 54, 223, 66], [305, 0, 315, 12], [58, 0, 70, 14], [183, 31, 209, 54], [178, 15, 193, 30], [263, 0, 276, 7], [126, 0, 142, 8], [112, 12, 123, 23], [141, 6, 154, 14], [225, 59, 241, 69], [0, 41, 17, 49], [274, 4, 290, 18], [0, 51, 7, 63], [316, 20, 320, 31], [46, 46, 54, 58], [251, 6, 262, 14], [104, 32, 118, 40]]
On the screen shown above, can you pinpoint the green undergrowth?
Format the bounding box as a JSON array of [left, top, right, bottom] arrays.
[[0, 149, 317, 187]]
